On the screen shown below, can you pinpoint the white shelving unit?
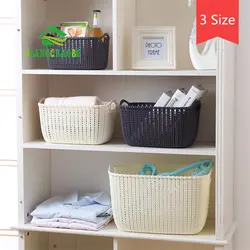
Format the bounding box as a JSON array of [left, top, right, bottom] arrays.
[[15, 0, 236, 250]]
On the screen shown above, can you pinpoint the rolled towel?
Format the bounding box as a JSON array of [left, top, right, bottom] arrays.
[[44, 96, 102, 106]]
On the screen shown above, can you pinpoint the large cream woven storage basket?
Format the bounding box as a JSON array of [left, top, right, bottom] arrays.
[[109, 164, 212, 235], [38, 98, 116, 144]]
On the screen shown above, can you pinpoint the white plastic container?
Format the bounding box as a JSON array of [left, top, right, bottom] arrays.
[[38, 98, 116, 144], [109, 164, 212, 235]]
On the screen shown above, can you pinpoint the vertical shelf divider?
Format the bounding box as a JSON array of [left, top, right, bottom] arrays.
[[114, 0, 136, 70]]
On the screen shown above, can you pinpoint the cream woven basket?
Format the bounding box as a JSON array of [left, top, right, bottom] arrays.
[[109, 164, 212, 235], [38, 98, 116, 144]]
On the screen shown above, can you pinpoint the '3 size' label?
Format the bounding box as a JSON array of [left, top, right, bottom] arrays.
[[196, 0, 239, 44]]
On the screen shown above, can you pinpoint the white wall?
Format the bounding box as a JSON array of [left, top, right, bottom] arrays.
[[234, 0, 250, 249]]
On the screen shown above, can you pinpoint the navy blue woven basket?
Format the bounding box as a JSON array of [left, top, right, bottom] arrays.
[[120, 99, 201, 148], [47, 33, 109, 70]]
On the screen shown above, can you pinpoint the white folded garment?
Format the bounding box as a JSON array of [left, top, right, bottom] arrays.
[[44, 96, 102, 106], [31, 215, 113, 231], [31, 192, 112, 224]]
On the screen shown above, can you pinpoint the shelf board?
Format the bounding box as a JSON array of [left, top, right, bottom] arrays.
[[22, 69, 216, 77], [23, 139, 216, 156], [13, 221, 227, 246]]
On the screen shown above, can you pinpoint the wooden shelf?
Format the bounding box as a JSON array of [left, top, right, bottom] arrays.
[[23, 140, 216, 156], [22, 69, 217, 77], [13, 221, 229, 246]]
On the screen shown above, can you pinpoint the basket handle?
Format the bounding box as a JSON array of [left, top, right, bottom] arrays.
[[159, 160, 213, 177], [120, 99, 130, 106], [107, 100, 116, 109], [109, 165, 118, 174], [99, 33, 109, 42], [39, 97, 46, 104], [138, 160, 213, 177], [139, 164, 157, 176]]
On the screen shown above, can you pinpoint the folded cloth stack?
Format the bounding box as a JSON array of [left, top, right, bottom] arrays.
[[44, 96, 102, 106], [31, 192, 112, 231]]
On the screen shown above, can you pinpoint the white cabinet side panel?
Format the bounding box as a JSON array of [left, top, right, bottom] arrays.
[[112, 0, 118, 70], [216, 40, 236, 239]]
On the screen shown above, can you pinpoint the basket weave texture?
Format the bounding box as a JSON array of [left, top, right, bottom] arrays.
[[120, 100, 201, 148], [109, 164, 211, 235], [38, 99, 116, 144], [47, 34, 109, 70]]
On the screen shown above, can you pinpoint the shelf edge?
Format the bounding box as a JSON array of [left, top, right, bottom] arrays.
[[22, 140, 216, 156], [21, 69, 217, 77], [12, 222, 226, 246]]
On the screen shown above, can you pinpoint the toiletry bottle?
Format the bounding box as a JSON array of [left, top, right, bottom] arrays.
[[88, 10, 104, 38]]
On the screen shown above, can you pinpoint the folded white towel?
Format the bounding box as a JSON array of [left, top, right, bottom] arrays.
[[44, 96, 102, 106], [31, 216, 113, 231]]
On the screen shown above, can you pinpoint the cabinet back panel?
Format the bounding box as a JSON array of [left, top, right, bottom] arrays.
[[25, 233, 215, 250], [117, 238, 213, 250], [136, 0, 195, 69], [24, 232, 112, 250], [24, 231, 49, 250], [117, 0, 199, 69], [46, 0, 112, 36]]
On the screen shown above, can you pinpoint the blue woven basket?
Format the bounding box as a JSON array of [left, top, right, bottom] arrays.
[[47, 33, 109, 70], [120, 99, 201, 148]]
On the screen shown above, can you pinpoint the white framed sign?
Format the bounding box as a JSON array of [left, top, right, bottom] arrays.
[[132, 26, 176, 70]]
